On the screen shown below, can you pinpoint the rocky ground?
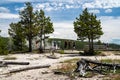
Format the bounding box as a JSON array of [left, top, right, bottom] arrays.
[[0, 51, 120, 80]]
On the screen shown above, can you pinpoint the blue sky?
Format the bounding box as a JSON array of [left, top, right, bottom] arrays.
[[0, 0, 120, 44]]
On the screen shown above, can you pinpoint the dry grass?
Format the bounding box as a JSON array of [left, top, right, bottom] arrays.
[[53, 62, 77, 79], [53, 58, 79, 79], [60, 58, 80, 63], [111, 74, 120, 80], [101, 59, 120, 64], [103, 74, 120, 80], [3, 56, 17, 60], [56, 63, 76, 73]]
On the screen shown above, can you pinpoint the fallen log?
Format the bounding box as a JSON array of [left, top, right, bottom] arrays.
[[0, 64, 7, 67], [8, 64, 50, 73], [0, 61, 29, 65], [81, 58, 120, 68]]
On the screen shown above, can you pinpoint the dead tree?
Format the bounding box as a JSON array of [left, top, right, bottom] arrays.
[[74, 58, 120, 76]]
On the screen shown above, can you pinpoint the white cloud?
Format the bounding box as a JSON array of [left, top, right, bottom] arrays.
[[89, 9, 100, 14], [15, 7, 25, 11], [49, 21, 77, 40], [13, 0, 120, 12], [34, 2, 80, 11], [100, 16, 120, 43], [9, 0, 32, 2], [105, 9, 112, 13], [0, 26, 9, 37], [33, 0, 120, 12], [45, 7, 53, 12], [65, 5, 74, 9], [34, 3, 54, 11], [0, 7, 10, 13], [0, 13, 19, 19], [3, 0, 33, 3], [0, 18, 19, 37], [83, 3, 95, 9], [83, 0, 120, 9], [0, 0, 34, 4], [1, 0, 120, 10]]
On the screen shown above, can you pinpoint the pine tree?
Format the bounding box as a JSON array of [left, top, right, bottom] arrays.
[[35, 10, 54, 52], [19, 2, 40, 52], [74, 8, 103, 55], [9, 2, 54, 52], [8, 22, 25, 51]]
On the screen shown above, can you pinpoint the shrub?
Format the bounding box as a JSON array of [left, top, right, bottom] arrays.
[[0, 37, 9, 55], [82, 49, 102, 56], [58, 50, 64, 54], [94, 51, 102, 55]]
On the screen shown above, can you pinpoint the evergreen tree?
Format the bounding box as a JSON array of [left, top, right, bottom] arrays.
[[0, 31, 9, 55], [9, 2, 54, 52], [74, 8, 103, 55], [8, 22, 25, 51], [19, 2, 40, 52], [35, 10, 54, 52]]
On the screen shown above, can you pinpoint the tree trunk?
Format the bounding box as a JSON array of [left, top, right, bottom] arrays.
[[88, 38, 91, 51], [43, 34, 45, 51], [21, 41, 23, 51], [91, 35, 94, 54], [28, 38, 32, 52], [88, 34, 94, 55], [28, 12, 32, 52], [39, 28, 43, 53], [88, 37, 92, 55]]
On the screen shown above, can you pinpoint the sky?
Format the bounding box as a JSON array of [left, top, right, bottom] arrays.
[[0, 0, 120, 44]]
